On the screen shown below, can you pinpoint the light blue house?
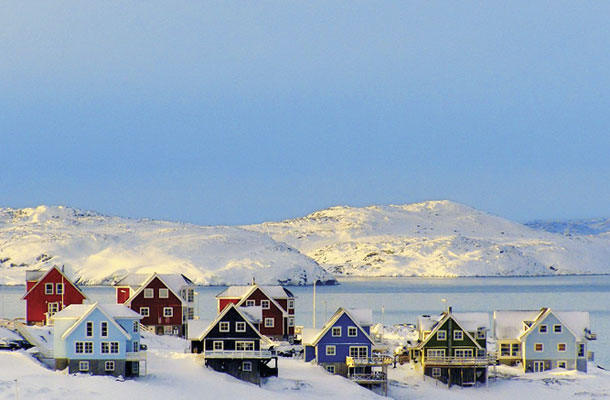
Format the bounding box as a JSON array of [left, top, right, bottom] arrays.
[[494, 308, 596, 372], [51, 303, 146, 377], [302, 308, 391, 395]]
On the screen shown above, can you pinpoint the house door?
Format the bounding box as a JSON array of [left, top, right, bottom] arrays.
[[533, 361, 545, 372]]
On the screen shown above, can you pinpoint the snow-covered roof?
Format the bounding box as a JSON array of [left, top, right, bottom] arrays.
[[303, 307, 375, 346], [116, 273, 193, 295], [301, 328, 321, 345], [0, 327, 22, 341], [417, 314, 443, 332], [216, 284, 293, 299], [418, 312, 489, 333], [494, 309, 591, 341], [240, 306, 263, 324], [53, 303, 141, 320], [346, 308, 373, 326], [187, 320, 213, 341]]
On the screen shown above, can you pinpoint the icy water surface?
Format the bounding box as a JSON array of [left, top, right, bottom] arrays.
[[2, 275, 609, 367]]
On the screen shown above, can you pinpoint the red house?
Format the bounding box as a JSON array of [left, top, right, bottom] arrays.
[[216, 282, 295, 341], [114, 273, 196, 337], [22, 266, 87, 326]]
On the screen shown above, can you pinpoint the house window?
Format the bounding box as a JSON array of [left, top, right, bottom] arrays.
[[84, 342, 93, 354], [348, 327, 357, 337], [454, 349, 473, 358], [79, 361, 89, 372], [557, 361, 567, 369], [246, 300, 255, 307], [186, 289, 194, 302], [477, 330, 486, 339], [578, 343, 585, 357], [236, 321, 246, 332], [45, 283, 54, 295], [132, 362, 139, 374], [139, 307, 150, 317], [101, 322, 108, 337], [219, 322, 230, 332], [213, 341, 224, 351], [105, 361, 115, 371], [511, 344, 520, 356], [453, 330, 463, 340], [133, 320, 139, 333], [48, 302, 59, 315], [288, 317, 295, 327], [349, 346, 368, 359], [534, 343, 543, 352], [326, 365, 335, 374], [242, 361, 252, 372], [133, 341, 139, 352], [427, 349, 445, 358], [163, 307, 173, 317], [101, 342, 110, 354], [264, 318, 274, 328], [557, 343, 566, 352], [539, 325, 548, 333], [110, 342, 119, 353], [288, 299, 294, 309], [332, 327, 342, 337], [236, 341, 254, 351], [159, 288, 169, 299], [437, 330, 446, 340], [164, 326, 173, 335], [86, 322, 93, 337], [75, 342, 84, 354], [187, 307, 195, 320], [325, 345, 336, 356], [261, 300, 270, 309], [554, 325, 563, 333], [56, 283, 64, 295], [432, 367, 441, 378], [500, 343, 510, 356], [144, 288, 154, 298]]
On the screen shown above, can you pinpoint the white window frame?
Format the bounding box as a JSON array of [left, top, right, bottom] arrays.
[[432, 367, 441, 378], [557, 361, 567, 369], [133, 320, 139, 333], [347, 326, 357, 337], [110, 342, 119, 354], [48, 302, 59, 314], [539, 324, 548, 333], [264, 318, 274, 328], [144, 288, 154, 299], [288, 316, 295, 327], [578, 343, 585, 357], [325, 365, 335, 374], [453, 330, 463, 340], [219, 322, 230, 332], [163, 307, 173, 317], [236, 321, 246, 332], [332, 327, 342, 337], [427, 349, 445, 358], [79, 361, 89, 372], [159, 288, 169, 299], [288, 299, 294, 309], [45, 283, 54, 295], [454, 349, 474, 358], [75, 342, 84, 354], [86, 321, 94, 337], [236, 341, 254, 351], [557, 343, 567, 352], [534, 343, 544, 352], [100, 322, 108, 337], [84, 342, 93, 354], [105, 361, 115, 371], [55, 283, 64, 295], [349, 346, 368, 359], [246, 300, 255, 307], [133, 341, 139, 353], [437, 330, 447, 340], [553, 324, 563, 333], [139, 307, 149, 317], [325, 345, 336, 356], [213, 341, 224, 351], [261, 300, 270, 309], [101, 342, 110, 354], [477, 330, 486, 339], [242, 361, 252, 372]]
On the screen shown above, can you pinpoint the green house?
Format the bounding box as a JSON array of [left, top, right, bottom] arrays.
[[410, 308, 494, 387]]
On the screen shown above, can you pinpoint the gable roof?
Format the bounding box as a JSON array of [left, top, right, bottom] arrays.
[[494, 308, 590, 341], [304, 307, 375, 346], [494, 309, 546, 340], [53, 303, 140, 341], [193, 303, 271, 344], [519, 308, 587, 341], [216, 285, 294, 300], [416, 311, 484, 351], [233, 285, 288, 316], [22, 266, 88, 301], [123, 273, 187, 305]]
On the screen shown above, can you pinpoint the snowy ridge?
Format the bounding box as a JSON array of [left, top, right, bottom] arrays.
[[244, 200, 610, 277], [0, 206, 334, 286]]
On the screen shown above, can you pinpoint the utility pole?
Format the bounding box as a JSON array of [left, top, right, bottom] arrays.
[[312, 280, 316, 329]]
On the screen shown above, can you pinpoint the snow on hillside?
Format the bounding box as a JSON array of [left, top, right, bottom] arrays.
[[244, 200, 610, 277], [527, 218, 610, 236], [0, 206, 335, 286]]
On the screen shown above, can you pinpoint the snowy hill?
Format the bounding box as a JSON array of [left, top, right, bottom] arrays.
[[0, 206, 335, 286], [244, 200, 610, 277], [526, 218, 610, 236]]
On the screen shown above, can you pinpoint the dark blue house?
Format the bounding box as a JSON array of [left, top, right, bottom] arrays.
[[302, 307, 390, 395]]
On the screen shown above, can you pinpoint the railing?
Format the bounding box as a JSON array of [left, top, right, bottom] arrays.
[[203, 350, 276, 359], [126, 351, 147, 361], [346, 356, 393, 367], [585, 331, 597, 340], [424, 356, 496, 367], [588, 351, 595, 361], [349, 372, 387, 383]]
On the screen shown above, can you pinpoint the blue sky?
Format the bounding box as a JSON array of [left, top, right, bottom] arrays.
[[2, 1, 610, 225]]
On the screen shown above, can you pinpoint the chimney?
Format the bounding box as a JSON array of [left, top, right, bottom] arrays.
[[251, 277, 255, 286], [448, 306, 452, 314]]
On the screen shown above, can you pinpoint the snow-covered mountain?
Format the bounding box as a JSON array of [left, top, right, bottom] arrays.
[[2, 201, 610, 286], [526, 218, 610, 236], [244, 200, 610, 277], [0, 206, 335, 286]]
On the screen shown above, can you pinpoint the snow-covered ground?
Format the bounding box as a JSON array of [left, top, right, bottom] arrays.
[[2, 331, 610, 399]]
